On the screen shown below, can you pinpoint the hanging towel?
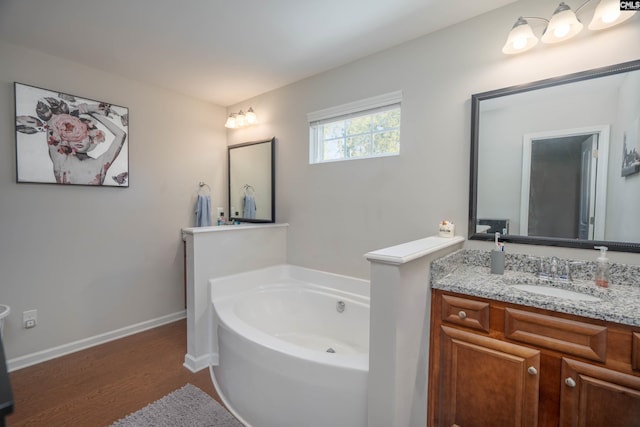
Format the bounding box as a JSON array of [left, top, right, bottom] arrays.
[[195, 194, 212, 227], [243, 194, 256, 219]]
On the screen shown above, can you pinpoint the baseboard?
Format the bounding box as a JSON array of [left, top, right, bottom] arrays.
[[183, 352, 217, 373], [7, 310, 186, 372]]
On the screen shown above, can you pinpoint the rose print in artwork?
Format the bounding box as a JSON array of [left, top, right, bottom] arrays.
[[14, 83, 129, 186]]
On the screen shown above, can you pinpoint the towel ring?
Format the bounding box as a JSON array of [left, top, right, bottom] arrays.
[[243, 184, 255, 196], [198, 181, 211, 195]]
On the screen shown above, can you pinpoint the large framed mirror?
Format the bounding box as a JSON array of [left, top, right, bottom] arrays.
[[469, 60, 640, 252], [228, 137, 275, 223]]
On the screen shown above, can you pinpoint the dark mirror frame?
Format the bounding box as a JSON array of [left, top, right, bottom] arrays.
[[228, 137, 275, 223], [469, 59, 640, 253]]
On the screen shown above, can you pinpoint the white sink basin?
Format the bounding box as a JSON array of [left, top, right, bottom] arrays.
[[511, 284, 601, 302]]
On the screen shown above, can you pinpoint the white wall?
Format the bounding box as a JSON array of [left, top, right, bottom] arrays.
[[0, 40, 228, 362], [227, 0, 640, 276]]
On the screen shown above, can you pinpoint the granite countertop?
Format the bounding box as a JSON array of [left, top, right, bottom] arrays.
[[431, 249, 640, 327]]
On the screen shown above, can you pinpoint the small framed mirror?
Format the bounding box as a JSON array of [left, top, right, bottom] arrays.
[[228, 137, 275, 223]]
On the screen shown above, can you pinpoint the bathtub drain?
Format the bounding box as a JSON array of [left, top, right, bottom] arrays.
[[326, 347, 336, 353], [336, 300, 345, 313]]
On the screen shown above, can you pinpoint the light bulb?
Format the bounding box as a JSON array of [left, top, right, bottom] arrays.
[[602, 9, 620, 23], [513, 37, 528, 50], [553, 23, 570, 38]]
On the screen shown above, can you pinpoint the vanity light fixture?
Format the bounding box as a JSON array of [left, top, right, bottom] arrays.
[[224, 107, 257, 129], [502, 17, 543, 54], [589, 0, 637, 29], [245, 107, 257, 124], [502, 0, 637, 54], [541, 2, 583, 44], [235, 110, 247, 127], [224, 114, 236, 129]]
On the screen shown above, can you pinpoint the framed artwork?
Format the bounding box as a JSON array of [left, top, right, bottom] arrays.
[[621, 117, 640, 178], [14, 82, 129, 186]]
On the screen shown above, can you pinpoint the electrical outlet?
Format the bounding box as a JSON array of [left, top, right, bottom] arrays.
[[23, 309, 37, 329]]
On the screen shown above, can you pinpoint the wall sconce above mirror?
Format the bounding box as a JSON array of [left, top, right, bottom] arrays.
[[228, 137, 275, 223], [502, 0, 637, 54], [469, 59, 640, 253], [225, 107, 257, 129]]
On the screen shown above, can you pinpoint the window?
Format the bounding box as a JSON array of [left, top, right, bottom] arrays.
[[308, 91, 401, 164]]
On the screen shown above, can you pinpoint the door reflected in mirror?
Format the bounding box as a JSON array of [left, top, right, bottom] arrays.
[[470, 60, 640, 252], [228, 137, 275, 223], [519, 126, 608, 241]]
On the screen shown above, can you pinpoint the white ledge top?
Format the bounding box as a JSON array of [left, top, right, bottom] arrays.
[[364, 235, 465, 265], [182, 223, 288, 238]]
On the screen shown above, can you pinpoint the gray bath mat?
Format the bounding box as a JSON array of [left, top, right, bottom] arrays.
[[108, 383, 243, 427]]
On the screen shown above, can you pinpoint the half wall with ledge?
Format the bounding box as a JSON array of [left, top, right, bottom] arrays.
[[181, 223, 288, 372], [365, 235, 465, 427]]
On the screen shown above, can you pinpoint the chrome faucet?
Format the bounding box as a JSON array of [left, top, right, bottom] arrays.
[[550, 256, 559, 279], [536, 257, 551, 280], [536, 256, 572, 282], [558, 260, 572, 282]]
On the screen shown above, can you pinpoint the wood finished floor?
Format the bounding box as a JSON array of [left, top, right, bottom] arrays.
[[6, 319, 220, 427]]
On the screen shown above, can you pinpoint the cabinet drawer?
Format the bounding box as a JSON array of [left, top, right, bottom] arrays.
[[441, 294, 490, 333], [505, 308, 607, 362]]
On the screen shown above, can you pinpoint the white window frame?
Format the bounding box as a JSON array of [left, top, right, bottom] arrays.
[[307, 91, 402, 164]]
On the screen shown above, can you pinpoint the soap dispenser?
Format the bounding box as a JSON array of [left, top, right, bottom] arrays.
[[594, 246, 609, 288]]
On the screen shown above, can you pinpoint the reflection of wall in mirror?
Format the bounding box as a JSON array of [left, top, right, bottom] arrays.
[[229, 142, 272, 220], [607, 72, 640, 243], [477, 82, 618, 239]]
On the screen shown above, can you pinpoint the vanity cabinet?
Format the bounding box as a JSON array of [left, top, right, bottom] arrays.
[[428, 290, 640, 427]]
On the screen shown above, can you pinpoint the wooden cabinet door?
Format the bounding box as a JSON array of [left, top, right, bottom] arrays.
[[438, 325, 540, 427], [560, 358, 640, 427]]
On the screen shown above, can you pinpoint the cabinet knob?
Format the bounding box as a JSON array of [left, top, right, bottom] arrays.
[[565, 377, 577, 388], [458, 310, 467, 319], [527, 366, 538, 376]]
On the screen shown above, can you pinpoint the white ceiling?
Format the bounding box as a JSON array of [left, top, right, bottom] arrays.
[[0, 0, 515, 106]]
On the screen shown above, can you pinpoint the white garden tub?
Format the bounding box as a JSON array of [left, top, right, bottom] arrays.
[[209, 264, 370, 427]]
